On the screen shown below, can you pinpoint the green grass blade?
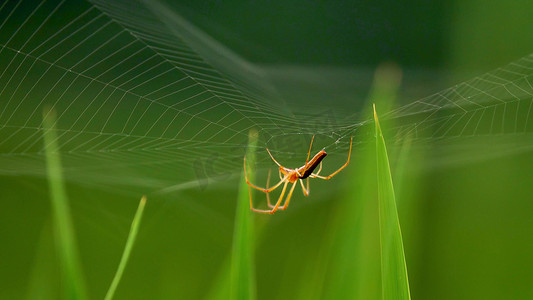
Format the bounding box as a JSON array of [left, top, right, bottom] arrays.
[[323, 134, 379, 300], [42, 109, 87, 300], [323, 63, 402, 300], [105, 196, 147, 300], [374, 104, 411, 299], [230, 129, 258, 300]]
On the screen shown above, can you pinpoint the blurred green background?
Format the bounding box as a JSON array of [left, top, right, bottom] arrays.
[[1, 0, 533, 299]]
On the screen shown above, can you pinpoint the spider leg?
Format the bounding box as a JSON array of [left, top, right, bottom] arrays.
[[266, 148, 282, 167], [266, 169, 275, 208], [279, 181, 298, 210], [303, 161, 317, 196], [310, 136, 353, 180], [300, 179, 309, 196], [311, 161, 323, 176], [278, 169, 283, 180], [305, 135, 316, 165], [244, 156, 287, 193], [250, 180, 289, 214]]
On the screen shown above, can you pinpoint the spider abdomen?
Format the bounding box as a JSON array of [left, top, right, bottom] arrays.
[[298, 150, 327, 179]]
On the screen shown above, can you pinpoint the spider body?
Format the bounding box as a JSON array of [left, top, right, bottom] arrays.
[[295, 149, 327, 179], [244, 136, 352, 214]]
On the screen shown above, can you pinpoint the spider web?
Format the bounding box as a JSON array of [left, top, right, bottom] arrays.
[[0, 0, 532, 193]]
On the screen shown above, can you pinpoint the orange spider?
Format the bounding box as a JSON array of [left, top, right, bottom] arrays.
[[243, 135, 353, 214]]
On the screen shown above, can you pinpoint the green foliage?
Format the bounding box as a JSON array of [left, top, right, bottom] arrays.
[[230, 129, 259, 300], [42, 109, 88, 300], [105, 196, 147, 300], [374, 104, 411, 299], [323, 63, 403, 299], [43, 109, 148, 300]]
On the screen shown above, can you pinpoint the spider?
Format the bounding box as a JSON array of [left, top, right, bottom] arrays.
[[243, 135, 353, 214]]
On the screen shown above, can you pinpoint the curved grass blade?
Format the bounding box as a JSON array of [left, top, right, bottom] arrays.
[[42, 108, 87, 300], [230, 129, 259, 300], [374, 104, 411, 299], [105, 196, 147, 300]]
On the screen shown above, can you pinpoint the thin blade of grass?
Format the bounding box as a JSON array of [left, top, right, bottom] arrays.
[[230, 129, 258, 300], [42, 108, 87, 300], [323, 63, 402, 300], [393, 135, 426, 298], [322, 132, 379, 299], [374, 104, 411, 299], [105, 196, 147, 300]]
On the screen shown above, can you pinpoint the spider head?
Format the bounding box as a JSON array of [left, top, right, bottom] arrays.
[[279, 167, 291, 176]]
